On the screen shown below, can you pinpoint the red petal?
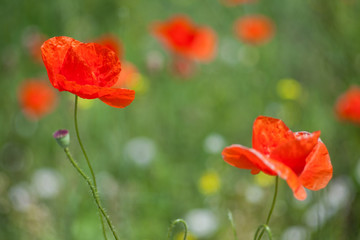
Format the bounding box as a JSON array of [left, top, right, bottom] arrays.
[[41, 36, 121, 93], [252, 116, 295, 155], [335, 86, 360, 124], [96, 34, 123, 59], [60, 42, 120, 87], [41, 36, 80, 88], [266, 159, 307, 200], [222, 144, 307, 200], [18, 79, 58, 120], [152, 15, 216, 62], [234, 15, 275, 45], [190, 27, 217, 62], [152, 16, 196, 54], [56, 77, 134, 106], [269, 131, 320, 175], [222, 144, 262, 173], [299, 141, 333, 190], [99, 88, 135, 108]]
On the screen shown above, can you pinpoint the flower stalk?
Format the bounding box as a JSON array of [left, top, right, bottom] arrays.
[[63, 147, 119, 240], [74, 95, 108, 239], [255, 176, 278, 240]]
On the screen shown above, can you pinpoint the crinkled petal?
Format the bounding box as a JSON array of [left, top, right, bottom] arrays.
[[270, 131, 321, 175], [252, 116, 295, 155], [99, 88, 135, 108], [299, 140, 333, 190], [60, 42, 120, 87], [222, 144, 307, 200], [41, 36, 80, 88], [41, 36, 121, 94]]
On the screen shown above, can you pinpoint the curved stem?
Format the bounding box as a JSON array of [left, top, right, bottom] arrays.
[[167, 219, 188, 240], [254, 224, 272, 240], [64, 147, 119, 240], [74, 95, 107, 240], [256, 176, 279, 240]]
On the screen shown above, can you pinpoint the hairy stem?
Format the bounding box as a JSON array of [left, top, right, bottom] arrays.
[[74, 95, 107, 240], [63, 147, 119, 240]]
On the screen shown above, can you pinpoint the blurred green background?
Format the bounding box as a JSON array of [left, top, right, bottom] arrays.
[[1, 0, 360, 239]]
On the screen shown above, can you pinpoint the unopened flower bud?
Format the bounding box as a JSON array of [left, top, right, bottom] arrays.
[[53, 129, 70, 148]]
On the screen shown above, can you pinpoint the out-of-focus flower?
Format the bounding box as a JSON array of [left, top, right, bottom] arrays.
[[125, 137, 156, 167], [244, 184, 264, 204], [98, 172, 120, 198], [95, 34, 123, 59], [221, 0, 257, 7], [18, 79, 58, 121], [41, 36, 135, 108], [222, 116, 333, 200], [277, 78, 302, 100], [234, 15, 275, 45], [96, 36, 147, 93], [281, 226, 309, 240], [335, 86, 360, 124], [112, 62, 148, 93], [22, 28, 47, 63], [31, 168, 62, 199], [198, 170, 221, 195], [146, 50, 164, 73], [152, 15, 217, 62], [8, 183, 33, 212], [203, 133, 226, 154], [185, 209, 218, 238]]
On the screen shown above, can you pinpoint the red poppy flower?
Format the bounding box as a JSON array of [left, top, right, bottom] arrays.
[[222, 116, 332, 200], [95, 34, 123, 59], [335, 86, 360, 124], [234, 15, 275, 45], [152, 15, 217, 62], [41, 36, 135, 108], [18, 79, 58, 120]]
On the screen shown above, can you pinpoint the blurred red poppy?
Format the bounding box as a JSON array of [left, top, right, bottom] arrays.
[[112, 62, 139, 89], [41, 36, 135, 108], [234, 15, 275, 45], [23, 30, 47, 63], [18, 79, 58, 120], [335, 86, 360, 124], [222, 116, 332, 200], [95, 34, 123, 59], [152, 15, 217, 62]]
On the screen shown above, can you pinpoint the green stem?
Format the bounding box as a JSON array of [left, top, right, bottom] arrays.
[[63, 147, 119, 240], [227, 210, 238, 240], [167, 219, 188, 240], [256, 176, 279, 240], [74, 95, 107, 240], [254, 224, 272, 240]]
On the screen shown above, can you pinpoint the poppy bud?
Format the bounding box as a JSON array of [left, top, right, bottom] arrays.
[[53, 129, 70, 148]]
